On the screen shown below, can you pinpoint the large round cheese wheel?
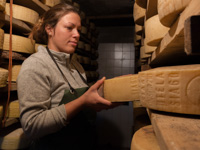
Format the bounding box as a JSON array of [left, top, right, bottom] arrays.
[[158, 0, 191, 27], [136, 34, 142, 42], [90, 22, 96, 30], [139, 64, 200, 115], [140, 46, 151, 59], [11, 65, 21, 82], [0, 28, 4, 49], [131, 125, 160, 150], [41, 0, 62, 7], [73, 2, 80, 10], [3, 34, 35, 54], [0, 68, 8, 88], [77, 41, 85, 49], [135, 24, 143, 35], [146, 0, 158, 20], [5, 3, 39, 26], [81, 26, 87, 35], [135, 0, 147, 8], [144, 38, 157, 54], [82, 56, 91, 65], [80, 11, 86, 20], [134, 2, 146, 25], [145, 15, 169, 46], [0, 0, 6, 11], [85, 44, 91, 52], [7, 100, 19, 118], [0, 128, 31, 149]]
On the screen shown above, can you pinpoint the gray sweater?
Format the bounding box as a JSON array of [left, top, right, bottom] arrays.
[[17, 46, 88, 139]]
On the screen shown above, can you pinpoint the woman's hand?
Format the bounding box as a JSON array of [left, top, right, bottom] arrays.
[[82, 77, 120, 111]]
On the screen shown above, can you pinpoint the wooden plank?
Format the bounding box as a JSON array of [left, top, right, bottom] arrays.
[[148, 109, 200, 150], [184, 15, 200, 55], [150, 0, 200, 66], [0, 12, 31, 33], [10, 0, 49, 16]]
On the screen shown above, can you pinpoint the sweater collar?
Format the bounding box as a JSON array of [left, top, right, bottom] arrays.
[[39, 45, 71, 65]]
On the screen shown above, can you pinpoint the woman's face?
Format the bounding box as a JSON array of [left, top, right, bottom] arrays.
[[47, 12, 81, 54]]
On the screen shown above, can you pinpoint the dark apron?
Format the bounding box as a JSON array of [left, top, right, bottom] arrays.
[[29, 47, 96, 150]]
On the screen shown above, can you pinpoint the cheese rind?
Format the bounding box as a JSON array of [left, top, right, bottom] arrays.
[[131, 125, 160, 150], [0, 128, 31, 149], [139, 64, 200, 115], [41, 0, 62, 7], [0, 0, 6, 11], [5, 3, 39, 26], [3, 34, 35, 54], [0, 28, 4, 49], [133, 2, 146, 25], [104, 75, 139, 102], [7, 100, 20, 118], [135, 0, 147, 8], [0, 67, 8, 88], [158, 0, 191, 27], [145, 15, 169, 46]]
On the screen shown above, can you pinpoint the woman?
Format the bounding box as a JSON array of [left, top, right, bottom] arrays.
[[17, 2, 117, 149]]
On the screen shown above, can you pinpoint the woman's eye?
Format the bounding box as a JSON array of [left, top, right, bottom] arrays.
[[66, 26, 73, 30]]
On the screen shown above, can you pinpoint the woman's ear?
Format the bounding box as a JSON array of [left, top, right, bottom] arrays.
[[45, 25, 53, 36]]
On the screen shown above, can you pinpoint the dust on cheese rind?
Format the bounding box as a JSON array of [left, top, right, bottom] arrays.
[[0, 128, 31, 149], [131, 125, 160, 150], [104, 74, 139, 102], [5, 3, 39, 26], [158, 0, 191, 27], [3, 34, 35, 54], [145, 15, 169, 46], [138, 64, 200, 115]]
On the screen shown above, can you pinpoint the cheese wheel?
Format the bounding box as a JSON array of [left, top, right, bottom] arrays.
[[82, 56, 91, 65], [7, 100, 19, 118], [0, 67, 8, 88], [104, 75, 139, 102], [133, 2, 146, 26], [5, 3, 39, 26], [91, 60, 98, 66], [158, 0, 191, 27], [146, 0, 158, 20], [135, 24, 143, 35], [11, 65, 21, 82], [145, 15, 169, 46], [90, 22, 95, 30], [136, 0, 147, 8], [136, 34, 142, 42], [139, 64, 200, 115], [81, 26, 87, 35], [144, 39, 157, 54], [0, 28, 4, 49], [131, 125, 160, 150], [87, 32, 91, 39], [0, 0, 6, 11], [0, 106, 3, 118], [80, 11, 86, 20], [73, 2, 80, 10], [3, 34, 35, 54], [41, 0, 62, 7], [77, 41, 85, 49], [140, 46, 151, 59], [0, 128, 31, 149]]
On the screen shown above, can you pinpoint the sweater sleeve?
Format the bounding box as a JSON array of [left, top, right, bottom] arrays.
[[17, 57, 68, 139]]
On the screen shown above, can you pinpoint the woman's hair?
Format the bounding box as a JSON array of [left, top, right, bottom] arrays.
[[29, 2, 80, 44]]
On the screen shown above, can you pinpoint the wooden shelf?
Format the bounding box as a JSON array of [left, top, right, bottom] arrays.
[[148, 109, 200, 150], [149, 0, 200, 67]]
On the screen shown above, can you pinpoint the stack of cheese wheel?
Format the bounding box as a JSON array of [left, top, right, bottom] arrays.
[[5, 3, 39, 26], [135, 0, 147, 9], [140, 45, 151, 60], [104, 74, 139, 102], [138, 64, 200, 115], [7, 100, 20, 118], [41, 0, 62, 7], [135, 24, 143, 36], [0, 68, 8, 88], [0, 0, 6, 11], [133, 2, 146, 26], [0, 128, 31, 149], [158, 0, 191, 27], [146, 0, 158, 20], [131, 125, 160, 150], [145, 14, 169, 46], [3, 34, 35, 54], [144, 38, 157, 54]]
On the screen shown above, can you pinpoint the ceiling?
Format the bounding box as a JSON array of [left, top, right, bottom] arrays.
[[73, 0, 135, 27]]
